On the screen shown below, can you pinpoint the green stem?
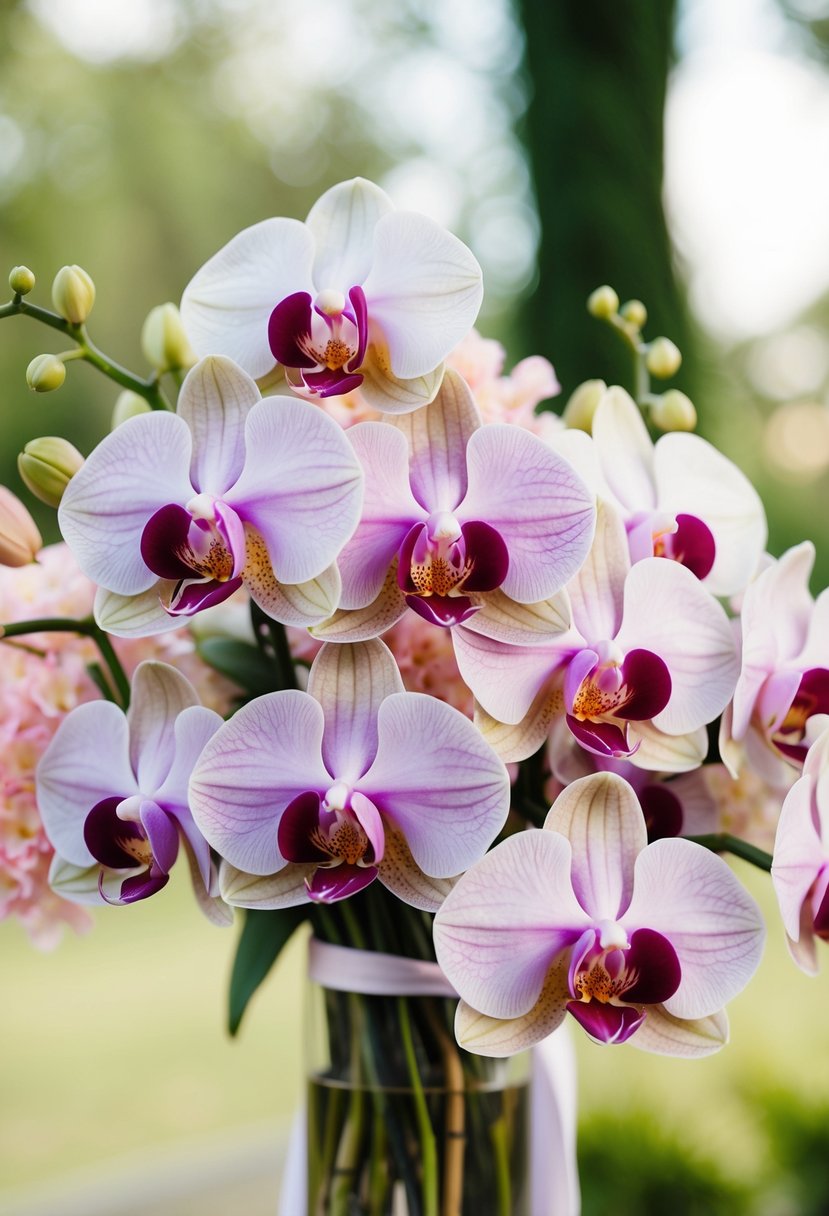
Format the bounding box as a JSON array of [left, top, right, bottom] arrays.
[[488, 1112, 513, 1216], [686, 833, 773, 872], [0, 616, 131, 708], [340, 900, 369, 951], [397, 997, 439, 1216]]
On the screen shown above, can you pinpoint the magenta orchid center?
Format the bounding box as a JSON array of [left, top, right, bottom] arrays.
[[628, 510, 716, 580], [564, 643, 672, 759], [397, 512, 510, 629], [277, 782, 386, 904], [83, 794, 179, 905], [268, 285, 369, 398], [140, 493, 246, 617], [771, 668, 829, 764]]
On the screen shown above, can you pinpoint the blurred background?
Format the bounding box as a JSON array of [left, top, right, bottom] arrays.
[[3, 0, 829, 1212]]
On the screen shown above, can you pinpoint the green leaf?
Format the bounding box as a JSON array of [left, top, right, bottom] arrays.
[[228, 905, 309, 1035], [197, 637, 279, 698]]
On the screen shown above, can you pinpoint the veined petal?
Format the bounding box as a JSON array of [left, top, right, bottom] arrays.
[[362, 212, 483, 379], [306, 640, 404, 783], [307, 177, 394, 296], [177, 356, 261, 494], [127, 661, 200, 793], [772, 772, 823, 941], [627, 722, 708, 773], [544, 773, 647, 921], [48, 855, 107, 906], [453, 624, 566, 724], [358, 347, 444, 415], [377, 824, 456, 911], [180, 217, 315, 379], [567, 499, 630, 644], [361, 692, 510, 878], [474, 683, 563, 765], [154, 706, 224, 814], [591, 386, 656, 512], [391, 368, 480, 512], [181, 834, 233, 927], [624, 838, 765, 1019], [93, 583, 183, 637], [189, 691, 330, 875], [434, 831, 589, 1019], [461, 587, 573, 647], [37, 702, 138, 867], [311, 565, 408, 642], [226, 397, 363, 585], [459, 424, 595, 604], [58, 412, 193, 596], [454, 956, 571, 1057], [220, 860, 314, 909], [243, 527, 342, 626], [629, 1005, 729, 1057]]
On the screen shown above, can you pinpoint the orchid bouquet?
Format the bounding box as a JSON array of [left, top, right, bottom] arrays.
[[1, 176, 821, 1215]]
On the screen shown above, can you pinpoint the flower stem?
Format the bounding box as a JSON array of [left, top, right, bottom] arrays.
[[0, 616, 131, 708], [398, 997, 439, 1216], [686, 833, 773, 872]]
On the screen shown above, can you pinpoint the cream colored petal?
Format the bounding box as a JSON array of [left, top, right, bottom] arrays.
[[378, 825, 456, 912], [219, 860, 313, 909], [455, 954, 570, 1057], [244, 525, 341, 626]]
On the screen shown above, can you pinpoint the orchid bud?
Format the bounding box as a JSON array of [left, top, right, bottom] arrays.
[[650, 389, 697, 432], [26, 353, 66, 393], [18, 436, 84, 508], [645, 336, 682, 379], [620, 299, 647, 329], [562, 379, 607, 433], [587, 285, 619, 320], [0, 486, 42, 567], [112, 390, 152, 428], [51, 264, 96, 325], [9, 265, 35, 296], [141, 302, 196, 372]]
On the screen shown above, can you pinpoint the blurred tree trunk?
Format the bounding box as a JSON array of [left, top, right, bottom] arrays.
[[515, 0, 695, 401]]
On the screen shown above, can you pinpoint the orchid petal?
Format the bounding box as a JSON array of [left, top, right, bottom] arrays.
[[567, 1000, 645, 1045], [544, 773, 647, 920], [307, 640, 404, 783], [220, 860, 314, 909], [474, 684, 562, 765], [362, 212, 483, 379], [798, 587, 829, 670], [434, 831, 589, 1019], [37, 702, 138, 867], [628, 1005, 729, 1057], [655, 432, 767, 597], [59, 412, 193, 595], [616, 558, 739, 735], [93, 583, 182, 638], [189, 691, 330, 875], [358, 349, 444, 415], [154, 706, 224, 814], [566, 499, 630, 644], [177, 355, 261, 494], [180, 217, 315, 379], [181, 834, 233, 927], [377, 825, 456, 912], [459, 424, 594, 604], [311, 565, 408, 642], [453, 955, 571, 1057], [244, 527, 342, 626], [308, 864, 379, 903], [48, 855, 107, 906], [362, 692, 510, 877], [140, 802, 180, 875], [591, 386, 656, 512], [127, 661, 200, 793], [226, 397, 363, 585], [624, 838, 765, 1019], [306, 177, 394, 296], [391, 369, 480, 512], [462, 587, 573, 647], [452, 624, 563, 725], [627, 723, 708, 774], [772, 772, 823, 941]]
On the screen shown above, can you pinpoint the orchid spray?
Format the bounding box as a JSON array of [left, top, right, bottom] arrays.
[[1, 177, 808, 1216]]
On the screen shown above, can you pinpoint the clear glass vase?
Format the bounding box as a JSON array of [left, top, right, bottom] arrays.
[[306, 976, 532, 1216]]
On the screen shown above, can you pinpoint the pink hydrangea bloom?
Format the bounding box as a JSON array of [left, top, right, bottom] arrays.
[[446, 329, 562, 437]]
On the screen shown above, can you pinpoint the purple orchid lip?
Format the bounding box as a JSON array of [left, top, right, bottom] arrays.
[[565, 927, 680, 1044], [84, 796, 151, 869], [267, 285, 369, 398], [278, 788, 381, 903], [566, 999, 645, 1045], [141, 501, 246, 618], [397, 518, 509, 628], [773, 667, 829, 763], [662, 514, 717, 581]]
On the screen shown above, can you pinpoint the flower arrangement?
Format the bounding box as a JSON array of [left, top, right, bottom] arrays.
[[1, 176, 821, 1215]]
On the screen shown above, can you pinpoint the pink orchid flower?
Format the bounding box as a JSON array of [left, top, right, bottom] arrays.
[[58, 356, 363, 637], [181, 177, 483, 414], [772, 724, 829, 974], [188, 639, 510, 910], [36, 661, 228, 923], [434, 771, 765, 1056], [723, 542, 829, 785], [453, 499, 738, 768], [312, 368, 595, 640]]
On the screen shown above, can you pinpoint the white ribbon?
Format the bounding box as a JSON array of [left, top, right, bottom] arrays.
[[279, 939, 581, 1216]]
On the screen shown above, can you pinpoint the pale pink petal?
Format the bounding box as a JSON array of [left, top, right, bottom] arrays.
[[358, 354, 444, 416], [37, 702, 138, 867], [226, 398, 363, 585], [474, 686, 562, 765], [626, 723, 708, 774], [453, 953, 571, 1055], [629, 1005, 728, 1057], [362, 212, 483, 379], [336, 423, 424, 608], [180, 217, 315, 379], [433, 831, 589, 1018], [58, 413, 193, 595], [189, 692, 330, 875], [155, 705, 224, 811], [361, 692, 510, 877], [616, 558, 739, 735], [452, 625, 561, 725], [311, 567, 408, 642], [391, 368, 480, 512], [459, 424, 595, 604], [566, 499, 629, 645], [306, 639, 403, 782], [462, 587, 572, 647], [94, 584, 183, 637], [546, 772, 647, 920], [306, 177, 394, 296], [243, 529, 342, 626], [654, 433, 767, 597], [591, 387, 656, 512], [181, 834, 233, 927], [624, 838, 765, 1019], [772, 771, 823, 941], [377, 824, 456, 912], [797, 586, 829, 670], [177, 356, 260, 495], [220, 860, 313, 908], [127, 661, 200, 793]]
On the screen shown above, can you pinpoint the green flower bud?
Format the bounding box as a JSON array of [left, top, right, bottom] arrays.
[[26, 354, 66, 393], [141, 302, 196, 372], [587, 285, 619, 320], [645, 337, 682, 379], [650, 389, 697, 433], [51, 264, 96, 325], [0, 485, 42, 567], [620, 299, 647, 329], [9, 265, 35, 296], [18, 436, 85, 508], [112, 390, 152, 429], [562, 379, 607, 433]]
